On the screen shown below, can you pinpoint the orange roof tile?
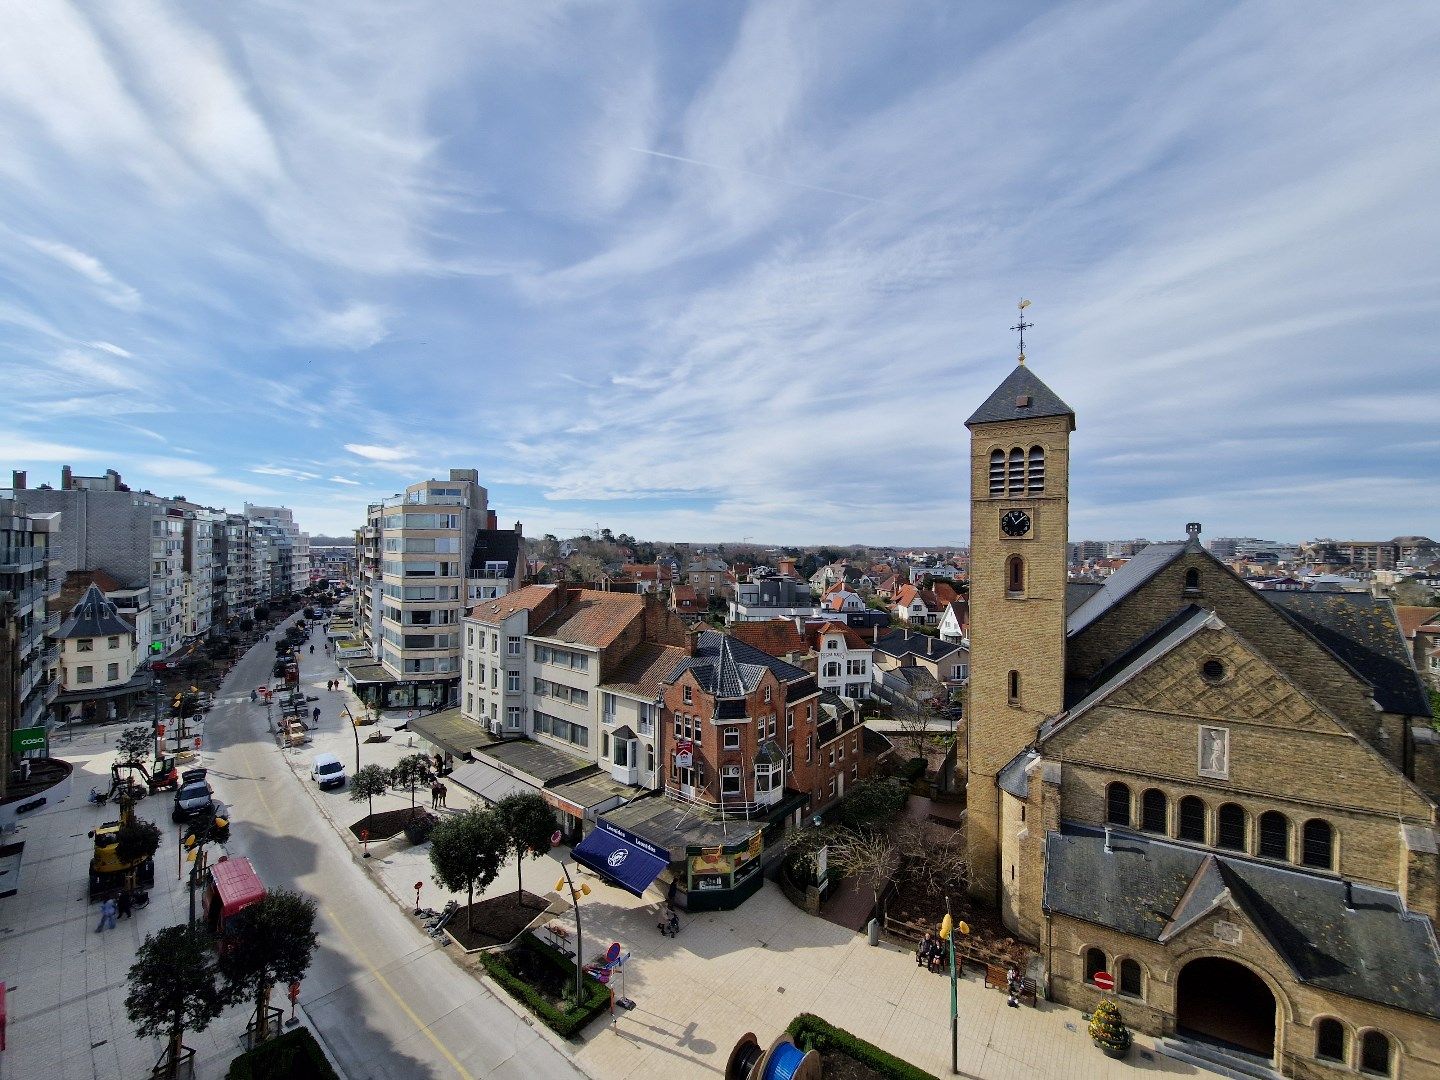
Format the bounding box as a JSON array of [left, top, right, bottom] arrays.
[[469, 584, 558, 622], [1395, 605, 1440, 639], [532, 589, 646, 648], [602, 642, 689, 699], [730, 619, 808, 658], [809, 621, 868, 650]]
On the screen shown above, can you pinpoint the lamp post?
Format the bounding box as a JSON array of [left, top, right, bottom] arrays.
[[557, 859, 590, 1004], [343, 706, 361, 774]]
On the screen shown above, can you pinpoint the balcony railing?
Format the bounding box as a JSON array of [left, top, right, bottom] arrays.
[[467, 569, 510, 580], [0, 546, 45, 570]]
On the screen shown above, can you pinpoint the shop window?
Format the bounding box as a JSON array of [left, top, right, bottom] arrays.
[[1360, 1030, 1392, 1075], [1303, 818, 1334, 869], [1217, 803, 1246, 850], [1315, 1018, 1346, 1063], [1141, 789, 1166, 833], [1259, 811, 1290, 860], [1178, 795, 1206, 842], [1106, 782, 1131, 826], [1118, 959, 1142, 998], [1084, 948, 1106, 984]]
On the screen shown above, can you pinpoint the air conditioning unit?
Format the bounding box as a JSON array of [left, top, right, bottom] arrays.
[[489, 720, 503, 735]]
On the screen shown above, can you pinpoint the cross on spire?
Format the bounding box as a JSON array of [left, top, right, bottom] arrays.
[[1011, 299, 1033, 365]]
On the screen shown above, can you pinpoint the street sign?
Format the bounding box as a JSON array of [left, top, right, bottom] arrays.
[[606, 942, 622, 964], [1092, 971, 1115, 992]]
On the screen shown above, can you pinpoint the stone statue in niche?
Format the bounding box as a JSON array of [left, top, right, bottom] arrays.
[[1198, 725, 1229, 779]]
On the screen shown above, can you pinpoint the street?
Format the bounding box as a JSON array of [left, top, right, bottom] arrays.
[[204, 617, 584, 1080]]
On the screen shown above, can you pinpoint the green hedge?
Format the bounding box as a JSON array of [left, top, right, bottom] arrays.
[[226, 1027, 338, 1080], [477, 932, 611, 1038], [785, 1013, 937, 1080]]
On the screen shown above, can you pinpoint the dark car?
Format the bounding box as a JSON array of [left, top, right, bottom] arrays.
[[172, 768, 214, 822]]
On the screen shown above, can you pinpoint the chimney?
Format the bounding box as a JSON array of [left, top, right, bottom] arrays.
[[61, 465, 73, 490], [1104, 825, 1114, 854], [513, 520, 522, 537], [11, 470, 24, 490], [486, 510, 497, 531]]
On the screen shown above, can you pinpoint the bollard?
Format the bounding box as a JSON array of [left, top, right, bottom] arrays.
[[867, 918, 880, 946]]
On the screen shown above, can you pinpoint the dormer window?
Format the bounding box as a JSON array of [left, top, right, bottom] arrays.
[[683, 685, 692, 705], [825, 638, 839, 649]]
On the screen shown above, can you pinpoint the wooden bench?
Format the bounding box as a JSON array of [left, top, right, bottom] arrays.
[[984, 965, 1038, 1006]]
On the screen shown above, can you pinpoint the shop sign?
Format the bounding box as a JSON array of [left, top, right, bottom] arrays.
[[10, 727, 45, 753], [747, 832, 764, 859], [693, 875, 726, 891], [596, 818, 670, 861], [690, 850, 733, 876]]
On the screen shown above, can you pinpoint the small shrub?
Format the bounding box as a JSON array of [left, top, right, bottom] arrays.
[[226, 1027, 337, 1080], [785, 1013, 936, 1080], [477, 933, 609, 1038], [403, 811, 438, 845]]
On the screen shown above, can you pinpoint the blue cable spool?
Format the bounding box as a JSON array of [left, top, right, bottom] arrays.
[[762, 1041, 806, 1080]]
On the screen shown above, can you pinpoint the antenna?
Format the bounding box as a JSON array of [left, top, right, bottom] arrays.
[[1011, 299, 1033, 366]]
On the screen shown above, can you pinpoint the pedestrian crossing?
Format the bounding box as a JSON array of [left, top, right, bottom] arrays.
[[215, 695, 250, 706]]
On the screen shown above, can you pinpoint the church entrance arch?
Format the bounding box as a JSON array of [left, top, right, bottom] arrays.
[[1176, 956, 1276, 1060]]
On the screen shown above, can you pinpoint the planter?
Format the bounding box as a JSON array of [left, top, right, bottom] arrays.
[[1096, 1041, 1131, 1060]]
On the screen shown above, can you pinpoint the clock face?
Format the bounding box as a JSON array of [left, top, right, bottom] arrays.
[[1000, 510, 1031, 538]]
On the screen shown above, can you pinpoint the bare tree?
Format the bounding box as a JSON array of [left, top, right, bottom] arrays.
[[830, 828, 900, 913], [893, 818, 972, 896], [888, 687, 947, 758]]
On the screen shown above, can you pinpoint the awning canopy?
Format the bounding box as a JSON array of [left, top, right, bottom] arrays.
[[573, 828, 668, 897], [210, 857, 265, 918], [409, 709, 494, 759], [450, 760, 537, 804]]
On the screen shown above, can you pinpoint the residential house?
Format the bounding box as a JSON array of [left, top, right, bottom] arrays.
[[873, 628, 969, 684], [669, 584, 706, 621], [938, 599, 969, 644], [51, 583, 151, 726], [1396, 605, 1440, 693], [685, 556, 729, 601], [617, 563, 672, 595], [892, 584, 942, 626], [728, 574, 821, 623]]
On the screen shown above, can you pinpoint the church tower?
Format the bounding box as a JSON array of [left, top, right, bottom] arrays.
[[963, 350, 1074, 904]]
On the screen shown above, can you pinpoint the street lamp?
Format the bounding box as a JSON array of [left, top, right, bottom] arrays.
[[555, 856, 591, 1004], [342, 705, 361, 775]]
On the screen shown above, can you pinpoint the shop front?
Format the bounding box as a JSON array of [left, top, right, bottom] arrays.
[[573, 819, 671, 898], [685, 829, 767, 911]]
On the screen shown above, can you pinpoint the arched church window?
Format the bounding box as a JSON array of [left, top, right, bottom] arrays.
[[1184, 568, 1201, 594], [1258, 811, 1290, 860], [1007, 556, 1024, 596], [1084, 948, 1107, 984], [989, 450, 1006, 496], [1027, 446, 1045, 493], [1007, 669, 1020, 706], [1118, 958, 1142, 998], [1106, 783, 1131, 826], [1360, 1030, 1392, 1076], [1302, 819, 1334, 869], [1178, 796, 1206, 842], [1141, 789, 1167, 833], [1007, 448, 1024, 495], [1315, 1018, 1347, 1063], [1217, 803, 1246, 851]]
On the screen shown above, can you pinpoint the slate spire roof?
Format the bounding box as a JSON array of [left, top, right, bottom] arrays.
[[965, 363, 1076, 429], [55, 583, 134, 640]]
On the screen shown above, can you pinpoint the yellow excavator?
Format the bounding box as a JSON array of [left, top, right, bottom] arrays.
[[88, 784, 157, 902]]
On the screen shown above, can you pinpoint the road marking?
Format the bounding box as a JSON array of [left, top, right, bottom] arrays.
[[325, 908, 477, 1080]]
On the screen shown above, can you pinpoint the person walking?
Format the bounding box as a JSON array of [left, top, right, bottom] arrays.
[[312, 706, 321, 725], [429, 780, 441, 810], [117, 888, 133, 921], [309, 644, 315, 654], [95, 897, 117, 933], [438, 783, 448, 808]]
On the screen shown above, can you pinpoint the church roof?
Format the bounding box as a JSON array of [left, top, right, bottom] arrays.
[[1064, 581, 1104, 616], [1044, 825, 1440, 1019], [55, 583, 134, 640], [964, 364, 1076, 428], [997, 747, 1040, 799], [1065, 541, 1190, 636], [1265, 592, 1430, 717]]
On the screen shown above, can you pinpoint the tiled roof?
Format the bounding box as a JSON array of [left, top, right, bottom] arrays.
[[1395, 605, 1440, 639], [932, 582, 960, 606], [965, 363, 1076, 427], [1066, 541, 1190, 636], [730, 619, 808, 658], [1265, 592, 1430, 716], [533, 589, 646, 648], [468, 584, 558, 622], [874, 629, 962, 662], [1044, 824, 1440, 1019], [671, 629, 810, 697], [602, 642, 688, 700], [808, 622, 868, 650]]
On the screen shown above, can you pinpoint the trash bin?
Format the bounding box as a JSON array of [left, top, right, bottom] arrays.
[[868, 919, 880, 946]]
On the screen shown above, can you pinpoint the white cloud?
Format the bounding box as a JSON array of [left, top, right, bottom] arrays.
[[89, 341, 134, 357], [0, 434, 101, 462], [48, 348, 140, 389], [21, 235, 141, 310], [290, 302, 391, 351], [250, 465, 320, 481], [329, 476, 361, 485], [343, 443, 411, 462]]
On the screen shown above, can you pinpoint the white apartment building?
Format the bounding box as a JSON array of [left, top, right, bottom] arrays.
[[461, 585, 560, 736], [244, 504, 311, 593], [812, 622, 874, 700]]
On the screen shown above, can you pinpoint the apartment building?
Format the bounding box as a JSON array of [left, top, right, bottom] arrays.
[[171, 501, 223, 640], [244, 504, 311, 594], [50, 582, 153, 727], [349, 470, 522, 711], [4, 468, 187, 657], [0, 494, 60, 750], [460, 584, 564, 736]]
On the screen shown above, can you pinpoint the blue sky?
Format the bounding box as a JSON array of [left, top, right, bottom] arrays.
[[1, 1, 1437, 544]]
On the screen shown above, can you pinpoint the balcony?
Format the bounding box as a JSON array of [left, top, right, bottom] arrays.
[[467, 569, 510, 581], [0, 545, 45, 571]]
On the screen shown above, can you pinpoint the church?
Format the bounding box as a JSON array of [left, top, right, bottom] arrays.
[[963, 359, 1440, 1079]]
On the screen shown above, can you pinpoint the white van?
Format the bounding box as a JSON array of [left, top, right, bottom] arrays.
[[310, 754, 346, 790]]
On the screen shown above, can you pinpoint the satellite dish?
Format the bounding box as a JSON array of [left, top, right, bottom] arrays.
[[1018, 298, 1032, 310]]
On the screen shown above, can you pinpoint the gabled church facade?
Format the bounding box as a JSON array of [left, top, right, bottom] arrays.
[[965, 361, 1440, 1079]]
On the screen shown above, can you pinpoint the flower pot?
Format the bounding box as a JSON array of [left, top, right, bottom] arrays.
[[1097, 1041, 1131, 1060]]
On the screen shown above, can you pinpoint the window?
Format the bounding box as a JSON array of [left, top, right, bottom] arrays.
[[786, 709, 794, 732], [1184, 568, 1201, 594], [721, 767, 742, 795], [806, 736, 813, 765], [764, 686, 771, 703], [1360, 1030, 1392, 1075], [647, 744, 655, 773], [1027, 445, 1045, 493], [107, 635, 120, 649], [723, 727, 740, 750], [1217, 803, 1246, 851], [828, 748, 835, 766], [1008, 670, 1020, 705], [823, 662, 841, 679], [467, 627, 474, 646], [490, 633, 498, 653], [506, 707, 522, 730], [107, 662, 120, 681], [534, 712, 551, 735], [1259, 811, 1290, 860], [1118, 959, 1142, 998], [828, 778, 836, 797], [507, 672, 520, 693], [786, 746, 794, 775], [1202, 658, 1226, 682], [1106, 783, 1131, 826], [1178, 796, 1206, 842], [614, 739, 629, 767], [825, 637, 839, 650], [76, 665, 94, 683], [507, 636, 520, 655], [683, 685, 692, 705], [755, 763, 780, 792], [989, 449, 1005, 496], [1007, 447, 1024, 494], [1084, 948, 1106, 984], [846, 659, 866, 676], [1302, 819, 1334, 869], [1007, 556, 1024, 596], [601, 732, 609, 758], [467, 660, 474, 681], [1315, 1019, 1346, 1063], [768, 715, 777, 738], [77, 638, 94, 652], [1141, 789, 1166, 833]]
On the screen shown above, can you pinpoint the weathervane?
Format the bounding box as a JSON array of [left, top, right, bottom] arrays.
[[1011, 299, 1033, 365]]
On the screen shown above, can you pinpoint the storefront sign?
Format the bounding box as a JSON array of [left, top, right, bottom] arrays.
[[747, 832, 764, 859], [595, 818, 671, 861], [9, 728, 45, 754]]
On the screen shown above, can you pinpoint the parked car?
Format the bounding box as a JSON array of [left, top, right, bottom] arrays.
[[172, 768, 215, 822], [311, 754, 346, 789]]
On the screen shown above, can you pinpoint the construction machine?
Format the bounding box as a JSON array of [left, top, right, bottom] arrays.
[[88, 783, 157, 901], [110, 755, 179, 797]]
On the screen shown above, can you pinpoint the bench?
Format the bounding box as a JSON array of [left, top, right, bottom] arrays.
[[984, 965, 1037, 1006]]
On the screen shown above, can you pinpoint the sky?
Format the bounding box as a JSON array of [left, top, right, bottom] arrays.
[[1, 1, 1437, 546]]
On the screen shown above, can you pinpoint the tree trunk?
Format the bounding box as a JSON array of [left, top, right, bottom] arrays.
[[467, 882, 474, 929], [515, 843, 523, 898], [255, 980, 272, 1043], [166, 1016, 185, 1080]]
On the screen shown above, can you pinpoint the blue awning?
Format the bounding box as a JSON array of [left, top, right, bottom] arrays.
[[573, 828, 668, 897]]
